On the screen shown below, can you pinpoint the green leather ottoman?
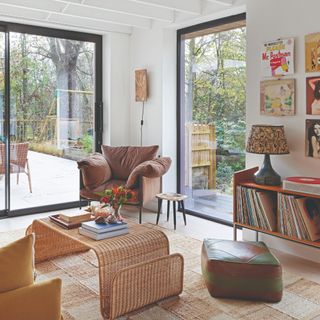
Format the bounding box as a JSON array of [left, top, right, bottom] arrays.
[[201, 239, 282, 302]]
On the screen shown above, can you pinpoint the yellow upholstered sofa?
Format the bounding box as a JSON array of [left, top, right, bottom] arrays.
[[0, 234, 63, 320]]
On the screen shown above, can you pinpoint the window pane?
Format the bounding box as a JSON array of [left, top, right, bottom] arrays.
[[180, 22, 246, 223], [9, 32, 95, 210]]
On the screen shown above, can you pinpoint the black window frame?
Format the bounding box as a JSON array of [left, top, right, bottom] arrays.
[[176, 13, 246, 227], [0, 22, 103, 218]]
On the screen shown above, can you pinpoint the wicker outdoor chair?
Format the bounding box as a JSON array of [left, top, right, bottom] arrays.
[[0, 142, 32, 193]]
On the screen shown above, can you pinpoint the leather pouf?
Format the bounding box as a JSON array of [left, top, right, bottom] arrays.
[[201, 239, 282, 302]]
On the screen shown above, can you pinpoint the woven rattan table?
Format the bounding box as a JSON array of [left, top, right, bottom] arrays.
[[27, 218, 184, 320]]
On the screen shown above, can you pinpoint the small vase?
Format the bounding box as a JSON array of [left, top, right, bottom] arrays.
[[113, 204, 123, 222]]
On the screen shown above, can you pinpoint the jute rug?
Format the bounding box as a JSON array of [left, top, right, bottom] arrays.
[[1, 224, 320, 320]]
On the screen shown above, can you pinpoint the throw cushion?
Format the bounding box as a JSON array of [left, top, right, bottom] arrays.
[[101, 145, 159, 180], [0, 278, 62, 320], [0, 234, 35, 293], [126, 157, 172, 188], [77, 153, 112, 190]]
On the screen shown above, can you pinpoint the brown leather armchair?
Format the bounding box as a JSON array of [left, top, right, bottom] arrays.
[[77, 145, 171, 223]]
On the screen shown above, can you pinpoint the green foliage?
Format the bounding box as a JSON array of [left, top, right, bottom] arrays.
[[185, 27, 246, 192], [80, 133, 93, 154]]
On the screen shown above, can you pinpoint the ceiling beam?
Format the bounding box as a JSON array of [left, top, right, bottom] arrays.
[[0, 0, 151, 29], [205, 0, 234, 6], [48, 13, 132, 33], [127, 0, 202, 15], [0, 3, 132, 34], [64, 4, 152, 28], [54, 0, 174, 22], [0, 0, 66, 13]]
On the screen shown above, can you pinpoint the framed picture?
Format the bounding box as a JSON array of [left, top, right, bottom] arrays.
[[305, 33, 320, 72], [261, 38, 294, 77], [306, 119, 320, 158], [306, 76, 320, 115], [260, 79, 295, 116]]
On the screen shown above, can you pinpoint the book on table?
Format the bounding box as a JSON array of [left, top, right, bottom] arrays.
[[59, 212, 92, 223], [79, 227, 129, 240], [81, 221, 127, 233]]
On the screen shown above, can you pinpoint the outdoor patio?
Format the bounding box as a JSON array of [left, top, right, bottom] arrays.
[[0, 151, 79, 211]]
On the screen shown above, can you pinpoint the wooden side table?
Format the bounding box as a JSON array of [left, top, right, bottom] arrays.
[[156, 193, 187, 230]]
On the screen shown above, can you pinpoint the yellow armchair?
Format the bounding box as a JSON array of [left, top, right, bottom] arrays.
[[0, 234, 63, 320]]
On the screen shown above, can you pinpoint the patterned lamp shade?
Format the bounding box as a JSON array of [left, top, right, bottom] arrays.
[[246, 125, 289, 155]]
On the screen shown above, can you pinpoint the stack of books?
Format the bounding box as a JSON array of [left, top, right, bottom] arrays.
[[50, 212, 93, 229], [79, 221, 128, 240]]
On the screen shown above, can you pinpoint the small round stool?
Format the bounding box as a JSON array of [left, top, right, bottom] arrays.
[[155, 193, 187, 230]]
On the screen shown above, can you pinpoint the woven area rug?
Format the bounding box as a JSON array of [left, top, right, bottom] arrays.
[[1, 225, 320, 320]]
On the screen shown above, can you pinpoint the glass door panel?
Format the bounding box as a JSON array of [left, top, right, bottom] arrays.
[[9, 32, 95, 210], [179, 17, 246, 223], [0, 31, 5, 213]]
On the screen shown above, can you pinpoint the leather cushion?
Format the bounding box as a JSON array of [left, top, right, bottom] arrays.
[[126, 157, 172, 188], [77, 153, 111, 190], [0, 234, 35, 293], [101, 145, 158, 180], [201, 239, 282, 302]]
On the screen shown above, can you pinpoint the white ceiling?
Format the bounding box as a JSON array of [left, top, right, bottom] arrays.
[[0, 0, 246, 35]]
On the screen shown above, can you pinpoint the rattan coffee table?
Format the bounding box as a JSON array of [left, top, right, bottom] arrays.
[[27, 218, 184, 320]]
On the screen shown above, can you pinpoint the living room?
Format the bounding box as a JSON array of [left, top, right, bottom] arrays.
[[1, 0, 320, 319]]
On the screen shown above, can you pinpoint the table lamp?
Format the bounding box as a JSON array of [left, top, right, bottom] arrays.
[[246, 125, 289, 185]]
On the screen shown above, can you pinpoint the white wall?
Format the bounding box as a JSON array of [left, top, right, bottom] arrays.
[[246, 0, 320, 262], [129, 27, 163, 149], [129, 26, 177, 192], [103, 33, 131, 146]]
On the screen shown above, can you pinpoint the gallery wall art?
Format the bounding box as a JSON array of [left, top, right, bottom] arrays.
[[260, 79, 295, 116], [305, 119, 320, 158], [305, 33, 320, 72], [306, 76, 320, 115], [261, 38, 294, 77]]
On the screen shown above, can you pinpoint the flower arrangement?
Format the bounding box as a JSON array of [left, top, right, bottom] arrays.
[[99, 185, 133, 219]]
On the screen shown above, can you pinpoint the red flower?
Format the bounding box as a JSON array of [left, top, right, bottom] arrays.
[[101, 196, 110, 203]]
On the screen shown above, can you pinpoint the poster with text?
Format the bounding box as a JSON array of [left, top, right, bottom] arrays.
[[261, 38, 294, 77], [305, 33, 320, 72], [260, 79, 295, 116]]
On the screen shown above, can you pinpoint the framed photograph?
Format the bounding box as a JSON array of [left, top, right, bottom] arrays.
[[306, 119, 320, 158], [305, 33, 320, 72], [306, 76, 320, 115], [260, 79, 295, 116], [261, 38, 294, 77]]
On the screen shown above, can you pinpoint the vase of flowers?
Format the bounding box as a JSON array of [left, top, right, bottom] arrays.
[[99, 186, 133, 221]]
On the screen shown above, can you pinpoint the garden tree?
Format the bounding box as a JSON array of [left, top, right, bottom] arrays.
[[8, 33, 94, 150], [48, 38, 83, 120], [185, 27, 246, 191]]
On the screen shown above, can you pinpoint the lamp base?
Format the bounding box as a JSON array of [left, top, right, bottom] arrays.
[[254, 154, 281, 186]]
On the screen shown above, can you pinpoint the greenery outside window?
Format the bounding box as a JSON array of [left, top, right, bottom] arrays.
[[177, 13, 246, 224]]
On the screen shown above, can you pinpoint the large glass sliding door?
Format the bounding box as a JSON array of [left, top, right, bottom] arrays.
[[0, 23, 102, 216], [0, 30, 5, 214], [178, 14, 246, 225]]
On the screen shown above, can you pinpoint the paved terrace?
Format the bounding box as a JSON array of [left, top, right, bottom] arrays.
[[0, 151, 79, 211]]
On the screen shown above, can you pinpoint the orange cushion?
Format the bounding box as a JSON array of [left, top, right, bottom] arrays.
[[0, 278, 62, 320], [0, 234, 35, 293]]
